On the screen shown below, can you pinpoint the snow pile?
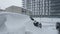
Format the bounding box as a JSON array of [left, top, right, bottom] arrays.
[[0, 12, 59, 34], [0, 12, 31, 34]]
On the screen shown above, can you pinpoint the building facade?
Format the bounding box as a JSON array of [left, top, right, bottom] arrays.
[[6, 6, 22, 14], [50, 0, 60, 16], [0, 9, 5, 12], [22, 0, 51, 17], [5, 5, 32, 16]]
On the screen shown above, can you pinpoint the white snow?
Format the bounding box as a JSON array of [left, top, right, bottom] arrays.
[[0, 12, 59, 34], [0, 12, 30, 34], [25, 18, 60, 34], [25, 20, 58, 34]]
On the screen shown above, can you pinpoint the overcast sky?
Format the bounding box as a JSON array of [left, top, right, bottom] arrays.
[[0, 0, 22, 9]]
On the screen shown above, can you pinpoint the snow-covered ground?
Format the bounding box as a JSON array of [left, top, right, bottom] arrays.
[[0, 12, 59, 34], [25, 18, 59, 34], [0, 12, 30, 34]]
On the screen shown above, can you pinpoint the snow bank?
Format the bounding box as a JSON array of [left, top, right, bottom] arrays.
[[0, 12, 59, 34], [0, 12, 31, 34]]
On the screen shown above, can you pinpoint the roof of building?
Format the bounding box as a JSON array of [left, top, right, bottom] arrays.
[[0, 9, 5, 11], [6, 5, 22, 9]]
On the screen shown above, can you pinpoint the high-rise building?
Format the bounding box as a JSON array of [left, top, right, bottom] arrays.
[[50, 0, 60, 16], [22, 0, 51, 17]]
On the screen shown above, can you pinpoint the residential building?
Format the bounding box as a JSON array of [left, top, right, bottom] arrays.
[[50, 0, 60, 16], [22, 0, 51, 17], [6, 6, 22, 14], [5, 5, 32, 16]]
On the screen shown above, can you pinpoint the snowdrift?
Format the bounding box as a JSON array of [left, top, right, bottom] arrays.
[[0, 12, 59, 34], [0, 12, 31, 34]]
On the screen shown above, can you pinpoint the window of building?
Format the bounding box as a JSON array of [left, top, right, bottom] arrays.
[[32, 0, 35, 1]]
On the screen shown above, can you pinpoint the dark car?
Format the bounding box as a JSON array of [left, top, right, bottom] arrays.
[[56, 22, 60, 31]]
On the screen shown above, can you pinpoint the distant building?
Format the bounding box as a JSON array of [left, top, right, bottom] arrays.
[[0, 9, 5, 12], [5, 6, 22, 14], [50, 0, 60, 17], [50, 0, 60, 15], [22, 8, 33, 16], [23, 0, 60, 17], [22, 0, 51, 17], [5, 5, 32, 16]]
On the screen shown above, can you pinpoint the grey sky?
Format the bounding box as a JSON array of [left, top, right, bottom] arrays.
[[0, 0, 22, 9]]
